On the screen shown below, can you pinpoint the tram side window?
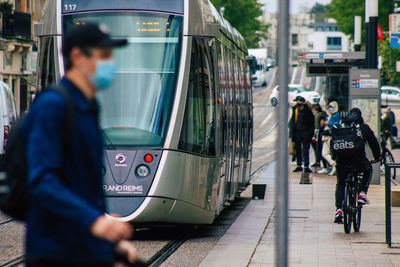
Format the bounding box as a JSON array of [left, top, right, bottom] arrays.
[[178, 39, 216, 156]]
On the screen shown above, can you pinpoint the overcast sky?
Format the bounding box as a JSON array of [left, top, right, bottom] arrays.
[[260, 0, 332, 14]]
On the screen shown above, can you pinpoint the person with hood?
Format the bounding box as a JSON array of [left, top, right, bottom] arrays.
[[332, 108, 381, 224], [319, 101, 341, 175], [289, 96, 315, 173]]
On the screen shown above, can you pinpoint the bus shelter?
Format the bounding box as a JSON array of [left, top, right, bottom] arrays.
[[298, 51, 365, 110]]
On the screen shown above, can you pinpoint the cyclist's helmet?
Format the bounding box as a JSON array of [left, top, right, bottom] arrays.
[[344, 107, 364, 124]]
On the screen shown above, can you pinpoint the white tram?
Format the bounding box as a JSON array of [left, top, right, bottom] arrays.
[[36, 0, 253, 224]]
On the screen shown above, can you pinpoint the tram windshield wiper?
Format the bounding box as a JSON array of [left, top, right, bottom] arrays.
[[101, 129, 117, 150]]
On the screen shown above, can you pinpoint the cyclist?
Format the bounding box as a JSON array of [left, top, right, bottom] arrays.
[[332, 108, 381, 223]]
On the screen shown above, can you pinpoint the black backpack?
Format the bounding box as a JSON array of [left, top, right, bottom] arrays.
[[331, 123, 364, 158], [0, 87, 74, 221]]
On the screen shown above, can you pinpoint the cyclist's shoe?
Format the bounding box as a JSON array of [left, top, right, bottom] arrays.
[[358, 192, 370, 204], [328, 167, 336, 176], [334, 209, 343, 224], [304, 167, 312, 173], [317, 168, 329, 174], [293, 167, 303, 172]]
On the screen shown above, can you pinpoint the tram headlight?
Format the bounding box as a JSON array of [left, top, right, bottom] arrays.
[[136, 165, 150, 177]]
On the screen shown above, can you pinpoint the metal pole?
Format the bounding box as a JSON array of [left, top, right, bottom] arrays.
[[354, 16, 361, 51], [276, 0, 289, 266], [385, 164, 391, 247], [368, 17, 378, 68]]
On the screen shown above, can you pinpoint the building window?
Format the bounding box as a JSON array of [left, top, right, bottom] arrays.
[[327, 37, 342, 51], [292, 33, 298, 46]]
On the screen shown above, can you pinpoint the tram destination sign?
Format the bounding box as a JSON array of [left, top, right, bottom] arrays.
[[62, 0, 183, 14], [298, 51, 365, 63]]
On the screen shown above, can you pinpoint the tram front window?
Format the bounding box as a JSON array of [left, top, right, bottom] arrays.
[[63, 12, 182, 147]]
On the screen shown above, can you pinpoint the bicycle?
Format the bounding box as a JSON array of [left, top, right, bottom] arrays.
[[380, 134, 396, 180], [342, 166, 364, 234]]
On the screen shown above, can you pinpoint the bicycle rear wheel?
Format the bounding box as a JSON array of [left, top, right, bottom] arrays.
[[343, 185, 352, 234], [383, 150, 396, 180]]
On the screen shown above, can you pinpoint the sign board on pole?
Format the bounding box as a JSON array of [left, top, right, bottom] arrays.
[[349, 69, 380, 184], [390, 14, 400, 48]]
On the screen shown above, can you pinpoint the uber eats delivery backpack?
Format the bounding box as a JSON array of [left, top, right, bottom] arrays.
[[0, 87, 74, 221], [331, 123, 364, 158]]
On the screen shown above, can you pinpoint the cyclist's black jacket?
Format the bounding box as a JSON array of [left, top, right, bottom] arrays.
[[332, 112, 381, 163]]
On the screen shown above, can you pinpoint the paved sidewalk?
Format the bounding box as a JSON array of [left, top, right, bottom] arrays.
[[200, 163, 400, 266]]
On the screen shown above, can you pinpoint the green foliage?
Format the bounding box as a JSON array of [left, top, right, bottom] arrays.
[[210, 0, 268, 48], [326, 0, 392, 45], [310, 3, 327, 22], [379, 36, 400, 86], [0, 2, 13, 15]]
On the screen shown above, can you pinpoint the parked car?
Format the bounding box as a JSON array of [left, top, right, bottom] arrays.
[[269, 84, 321, 107], [381, 86, 400, 107], [0, 81, 17, 164]]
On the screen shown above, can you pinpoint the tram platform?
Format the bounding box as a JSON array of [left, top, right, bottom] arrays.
[[200, 155, 400, 266]]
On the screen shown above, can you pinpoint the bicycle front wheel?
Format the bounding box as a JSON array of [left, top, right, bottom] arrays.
[[383, 150, 396, 180], [343, 185, 352, 234]]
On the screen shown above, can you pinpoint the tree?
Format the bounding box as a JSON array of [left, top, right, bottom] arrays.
[[379, 36, 400, 86], [210, 0, 268, 48], [309, 3, 327, 23], [326, 0, 392, 46]]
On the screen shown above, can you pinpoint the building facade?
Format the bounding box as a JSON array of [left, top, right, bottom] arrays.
[[263, 12, 314, 65], [263, 12, 350, 65], [308, 20, 350, 52], [0, 0, 45, 114]]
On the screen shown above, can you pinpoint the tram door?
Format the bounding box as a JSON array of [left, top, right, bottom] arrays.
[[246, 64, 253, 183], [216, 41, 229, 208], [225, 47, 235, 201], [239, 59, 248, 186], [232, 54, 241, 195]]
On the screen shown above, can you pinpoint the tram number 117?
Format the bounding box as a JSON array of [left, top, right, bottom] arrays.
[[64, 4, 77, 11]]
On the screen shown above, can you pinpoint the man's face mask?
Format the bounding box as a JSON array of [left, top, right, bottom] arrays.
[[90, 59, 117, 90]]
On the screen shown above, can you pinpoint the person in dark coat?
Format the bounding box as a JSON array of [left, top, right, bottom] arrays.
[[382, 110, 392, 141], [332, 108, 381, 224], [289, 96, 315, 173], [311, 104, 327, 169]]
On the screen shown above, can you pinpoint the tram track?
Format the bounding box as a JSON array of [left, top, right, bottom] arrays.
[[0, 219, 14, 227], [0, 255, 24, 267], [146, 228, 195, 266], [0, 229, 194, 267]]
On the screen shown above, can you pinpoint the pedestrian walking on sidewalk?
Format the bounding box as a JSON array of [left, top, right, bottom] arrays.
[[311, 103, 328, 169], [289, 96, 314, 173], [23, 23, 137, 266], [387, 107, 397, 137], [332, 108, 381, 224], [382, 110, 392, 141], [319, 101, 340, 176]]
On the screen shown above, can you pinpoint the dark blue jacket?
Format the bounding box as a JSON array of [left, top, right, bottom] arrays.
[[23, 78, 112, 263]]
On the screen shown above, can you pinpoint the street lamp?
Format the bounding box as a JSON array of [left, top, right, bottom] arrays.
[[365, 0, 378, 68], [354, 16, 361, 51]]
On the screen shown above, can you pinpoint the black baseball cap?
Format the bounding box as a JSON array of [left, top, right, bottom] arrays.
[[294, 96, 305, 102], [62, 22, 127, 57]]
